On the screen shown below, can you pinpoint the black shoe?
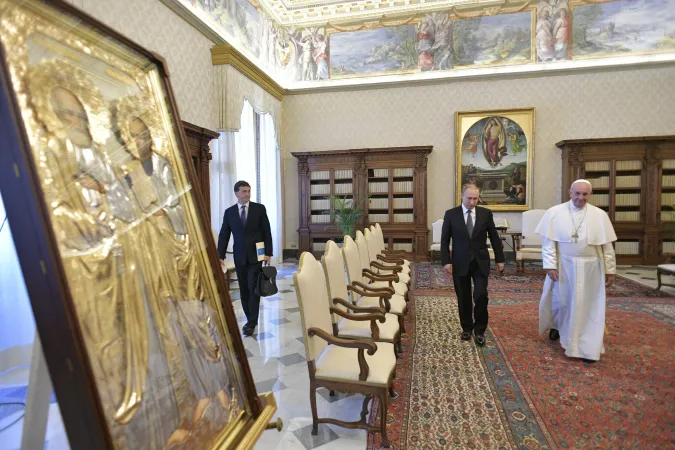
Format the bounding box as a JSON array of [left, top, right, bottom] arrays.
[[475, 334, 485, 346], [581, 358, 596, 364], [460, 331, 472, 341], [242, 324, 255, 336], [549, 329, 560, 341]]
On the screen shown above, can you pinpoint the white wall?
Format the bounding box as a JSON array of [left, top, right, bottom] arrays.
[[67, 0, 217, 130], [282, 65, 675, 248]]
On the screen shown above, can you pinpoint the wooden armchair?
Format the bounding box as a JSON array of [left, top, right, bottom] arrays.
[[357, 230, 411, 286], [322, 240, 402, 354], [375, 223, 409, 260], [294, 252, 397, 448], [368, 226, 411, 273], [342, 236, 408, 334]]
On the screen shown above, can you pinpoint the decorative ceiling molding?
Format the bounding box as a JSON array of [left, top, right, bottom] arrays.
[[211, 44, 285, 100], [260, 0, 513, 26]]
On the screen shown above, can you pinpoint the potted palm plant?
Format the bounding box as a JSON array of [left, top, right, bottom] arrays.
[[324, 194, 366, 241]]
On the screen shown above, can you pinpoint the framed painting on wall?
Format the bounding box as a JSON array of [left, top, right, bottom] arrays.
[[0, 0, 276, 448], [455, 108, 535, 211]]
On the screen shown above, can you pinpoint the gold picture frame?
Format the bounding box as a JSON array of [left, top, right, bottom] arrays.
[[455, 108, 535, 211], [0, 0, 275, 448]]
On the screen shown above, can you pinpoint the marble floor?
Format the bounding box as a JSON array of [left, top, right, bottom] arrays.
[[1, 262, 668, 450], [243, 261, 672, 449]]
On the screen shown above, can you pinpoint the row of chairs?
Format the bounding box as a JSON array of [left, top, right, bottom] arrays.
[[293, 224, 411, 448]]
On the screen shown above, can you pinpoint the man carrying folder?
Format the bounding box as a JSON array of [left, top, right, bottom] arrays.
[[218, 181, 273, 336]]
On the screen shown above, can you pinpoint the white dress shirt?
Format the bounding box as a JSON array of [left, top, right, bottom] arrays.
[[461, 204, 475, 226]]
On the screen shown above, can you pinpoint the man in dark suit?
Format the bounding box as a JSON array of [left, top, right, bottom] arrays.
[[441, 183, 505, 346], [218, 181, 273, 336]]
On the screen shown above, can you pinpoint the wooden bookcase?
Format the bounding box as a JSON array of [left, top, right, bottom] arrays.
[[182, 121, 218, 222], [292, 146, 432, 261], [557, 136, 675, 265]]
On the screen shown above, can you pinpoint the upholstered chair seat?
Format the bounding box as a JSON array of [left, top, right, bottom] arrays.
[[321, 240, 402, 353], [294, 252, 396, 447]]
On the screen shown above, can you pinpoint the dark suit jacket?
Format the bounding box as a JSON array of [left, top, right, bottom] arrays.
[[217, 202, 273, 266], [440, 205, 505, 277]]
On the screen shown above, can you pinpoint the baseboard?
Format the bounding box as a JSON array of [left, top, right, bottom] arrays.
[[283, 249, 299, 260]]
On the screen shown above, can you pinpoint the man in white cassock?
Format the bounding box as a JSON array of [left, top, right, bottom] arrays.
[[535, 179, 617, 362]]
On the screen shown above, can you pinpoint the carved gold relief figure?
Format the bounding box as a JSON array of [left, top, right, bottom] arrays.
[[115, 94, 239, 437], [26, 60, 186, 449], [0, 1, 265, 447]]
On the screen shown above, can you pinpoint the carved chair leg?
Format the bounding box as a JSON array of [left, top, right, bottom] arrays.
[[398, 314, 406, 335], [360, 394, 371, 422], [656, 269, 662, 290], [396, 340, 403, 355], [309, 382, 319, 435], [388, 384, 396, 398], [379, 390, 390, 448]]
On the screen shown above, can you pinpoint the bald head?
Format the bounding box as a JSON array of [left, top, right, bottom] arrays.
[[570, 179, 592, 208]]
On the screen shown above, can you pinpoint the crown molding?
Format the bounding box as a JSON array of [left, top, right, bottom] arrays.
[[211, 44, 285, 101]]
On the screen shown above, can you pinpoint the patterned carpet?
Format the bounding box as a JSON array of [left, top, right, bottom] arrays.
[[366, 264, 675, 449]]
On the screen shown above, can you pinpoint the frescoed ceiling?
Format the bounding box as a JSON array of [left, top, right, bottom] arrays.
[[258, 0, 496, 26], [165, 0, 675, 91]]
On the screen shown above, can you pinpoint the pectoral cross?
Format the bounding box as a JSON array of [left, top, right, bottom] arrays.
[[572, 232, 579, 243]]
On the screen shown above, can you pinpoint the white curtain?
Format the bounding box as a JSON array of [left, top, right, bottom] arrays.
[[234, 100, 257, 201], [259, 113, 283, 265], [210, 131, 237, 250], [0, 191, 35, 374]]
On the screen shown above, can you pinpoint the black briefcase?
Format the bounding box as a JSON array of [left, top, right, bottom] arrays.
[[255, 265, 279, 297]]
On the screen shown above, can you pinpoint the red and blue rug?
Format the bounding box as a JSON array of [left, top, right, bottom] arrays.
[[367, 264, 675, 449]]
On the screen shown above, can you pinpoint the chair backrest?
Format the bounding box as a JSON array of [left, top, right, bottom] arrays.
[[370, 225, 385, 252], [321, 240, 350, 322], [364, 228, 380, 263], [342, 235, 363, 302], [355, 230, 372, 282], [294, 252, 334, 362], [521, 209, 546, 247], [431, 219, 444, 244]]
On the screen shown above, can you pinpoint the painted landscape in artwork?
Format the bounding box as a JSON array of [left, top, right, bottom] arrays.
[[573, 0, 675, 58], [329, 25, 418, 77], [453, 11, 533, 67]]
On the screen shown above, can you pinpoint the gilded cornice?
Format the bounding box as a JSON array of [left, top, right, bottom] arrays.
[[210, 44, 285, 101]]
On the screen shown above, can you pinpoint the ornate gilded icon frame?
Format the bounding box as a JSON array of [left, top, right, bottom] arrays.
[[455, 108, 535, 211], [0, 0, 275, 448]]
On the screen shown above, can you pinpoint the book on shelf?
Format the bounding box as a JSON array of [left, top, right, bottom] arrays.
[[392, 242, 413, 251], [393, 213, 414, 223], [663, 241, 675, 253], [615, 211, 640, 221], [615, 193, 640, 206], [369, 198, 389, 209], [615, 175, 640, 188], [310, 184, 330, 195], [615, 160, 642, 171], [393, 168, 414, 177], [334, 183, 353, 194], [334, 169, 353, 179], [310, 170, 330, 180], [368, 213, 389, 223], [393, 197, 413, 209], [372, 168, 389, 178], [368, 182, 388, 193], [615, 241, 639, 255], [585, 161, 610, 171], [589, 194, 609, 207], [393, 181, 413, 193]]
